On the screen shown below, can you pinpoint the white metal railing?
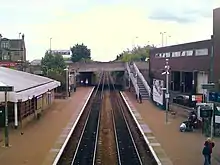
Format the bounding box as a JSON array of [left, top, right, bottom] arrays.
[[133, 63, 151, 95], [126, 62, 139, 96]]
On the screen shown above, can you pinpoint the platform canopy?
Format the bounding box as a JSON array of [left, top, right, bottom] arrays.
[[0, 67, 61, 102]]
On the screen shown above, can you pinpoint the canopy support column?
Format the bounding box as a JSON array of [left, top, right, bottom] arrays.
[[14, 102, 18, 129]]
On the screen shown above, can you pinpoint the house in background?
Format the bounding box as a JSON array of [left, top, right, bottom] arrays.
[[0, 34, 26, 71], [29, 59, 43, 75]]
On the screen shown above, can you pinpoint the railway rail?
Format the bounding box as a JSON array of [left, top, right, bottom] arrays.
[[109, 73, 143, 165], [55, 71, 158, 165], [70, 72, 105, 165]]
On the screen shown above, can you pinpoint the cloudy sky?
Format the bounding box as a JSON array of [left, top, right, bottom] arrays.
[[0, 0, 219, 61]]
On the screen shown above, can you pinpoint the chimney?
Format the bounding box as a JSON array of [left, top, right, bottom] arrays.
[[22, 34, 24, 40], [0, 34, 2, 40]]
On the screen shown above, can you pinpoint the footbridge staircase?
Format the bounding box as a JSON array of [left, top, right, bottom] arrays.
[[126, 62, 151, 100]]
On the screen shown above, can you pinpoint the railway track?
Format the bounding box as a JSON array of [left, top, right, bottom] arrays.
[[95, 73, 118, 165], [109, 73, 143, 165], [70, 73, 105, 165], [55, 72, 157, 165]]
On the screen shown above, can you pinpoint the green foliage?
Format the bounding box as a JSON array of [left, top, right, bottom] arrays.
[[115, 45, 152, 62], [63, 57, 71, 61], [41, 51, 66, 76], [70, 43, 91, 62], [47, 69, 66, 84]]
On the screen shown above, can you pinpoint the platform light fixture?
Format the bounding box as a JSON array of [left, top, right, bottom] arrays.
[[64, 66, 70, 97], [160, 32, 166, 47], [162, 58, 170, 124]]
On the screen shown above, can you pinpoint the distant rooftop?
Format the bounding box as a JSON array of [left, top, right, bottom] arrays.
[[1, 35, 25, 50], [30, 59, 73, 66], [30, 59, 41, 66]]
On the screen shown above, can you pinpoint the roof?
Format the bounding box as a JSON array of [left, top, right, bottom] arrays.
[[9, 39, 24, 50], [0, 67, 60, 102], [1, 38, 25, 50], [150, 39, 211, 54], [30, 59, 41, 66]]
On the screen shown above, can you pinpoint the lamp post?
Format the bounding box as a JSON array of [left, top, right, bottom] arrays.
[[160, 32, 166, 47], [162, 59, 170, 124], [132, 36, 138, 49], [64, 66, 69, 98], [49, 37, 52, 53], [165, 35, 171, 46], [210, 35, 214, 138], [0, 86, 13, 147]]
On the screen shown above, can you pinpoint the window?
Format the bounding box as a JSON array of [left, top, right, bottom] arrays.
[[1, 43, 5, 48], [14, 52, 20, 56], [165, 52, 170, 57], [155, 53, 159, 58], [1, 42, 9, 49], [195, 48, 208, 56], [3, 55, 9, 60], [186, 50, 193, 56], [5, 43, 9, 48], [176, 51, 181, 57], [181, 51, 186, 56], [172, 52, 181, 57]]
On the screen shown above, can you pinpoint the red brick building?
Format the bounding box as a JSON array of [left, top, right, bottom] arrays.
[[149, 8, 220, 95]]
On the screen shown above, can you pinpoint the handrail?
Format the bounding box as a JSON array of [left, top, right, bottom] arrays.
[[133, 63, 151, 95], [126, 63, 139, 96]]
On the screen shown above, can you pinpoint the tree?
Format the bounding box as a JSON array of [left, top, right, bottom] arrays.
[[41, 51, 66, 76], [70, 43, 91, 62], [114, 45, 153, 62]]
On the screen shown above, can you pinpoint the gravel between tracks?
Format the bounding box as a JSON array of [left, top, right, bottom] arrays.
[[96, 91, 118, 165]]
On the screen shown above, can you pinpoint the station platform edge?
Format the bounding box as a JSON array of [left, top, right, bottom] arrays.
[[42, 87, 95, 165]]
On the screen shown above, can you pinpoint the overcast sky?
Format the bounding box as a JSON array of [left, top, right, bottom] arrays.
[[0, 0, 219, 61]]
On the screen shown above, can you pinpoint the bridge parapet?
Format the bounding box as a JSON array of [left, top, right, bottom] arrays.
[[69, 61, 126, 72]]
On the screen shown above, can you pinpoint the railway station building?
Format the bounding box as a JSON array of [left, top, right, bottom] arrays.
[[0, 67, 60, 128], [149, 7, 220, 100], [150, 39, 212, 95]]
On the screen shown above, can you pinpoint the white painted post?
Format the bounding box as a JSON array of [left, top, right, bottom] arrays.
[[14, 102, 18, 129]]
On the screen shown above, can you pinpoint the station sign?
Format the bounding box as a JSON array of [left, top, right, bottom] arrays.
[[196, 103, 214, 119], [201, 83, 215, 90], [49, 50, 71, 55], [0, 86, 13, 92], [0, 62, 17, 67], [155, 48, 208, 58]]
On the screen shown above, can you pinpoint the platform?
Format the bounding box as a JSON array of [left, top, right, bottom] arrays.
[[122, 91, 220, 165], [0, 87, 94, 165]]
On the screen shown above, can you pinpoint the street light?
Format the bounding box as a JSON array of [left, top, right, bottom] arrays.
[[162, 58, 170, 124], [49, 37, 52, 53], [64, 66, 69, 98], [132, 36, 138, 49], [160, 32, 166, 47], [166, 35, 171, 46]]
